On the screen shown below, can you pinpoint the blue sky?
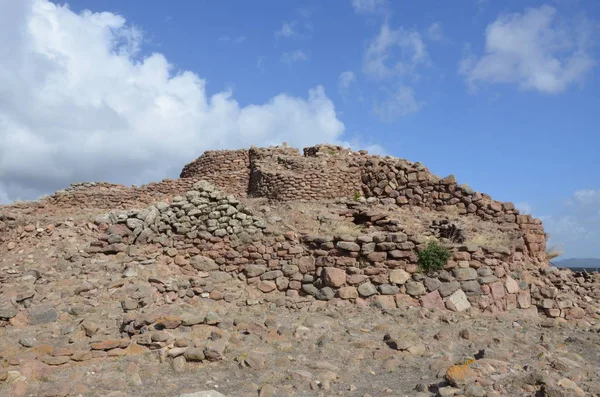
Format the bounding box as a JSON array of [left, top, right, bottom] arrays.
[[0, 0, 599, 259]]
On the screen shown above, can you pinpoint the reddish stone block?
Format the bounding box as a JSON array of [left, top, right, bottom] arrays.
[[420, 291, 445, 310], [489, 281, 506, 300]]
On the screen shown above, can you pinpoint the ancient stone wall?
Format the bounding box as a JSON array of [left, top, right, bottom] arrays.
[[360, 157, 547, 263], [87, 182, 589, 319], [42, 179, 203, 210], [160, 143, 549, 262], [248, 152, 363, 201], [179, 149, 250, 197]]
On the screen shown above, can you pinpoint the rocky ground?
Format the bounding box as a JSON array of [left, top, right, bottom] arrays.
[[1, 293, 599, 397], [1, 195, 600, 397]]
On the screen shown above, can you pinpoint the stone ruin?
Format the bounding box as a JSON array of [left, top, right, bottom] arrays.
[[25, 142, 593, 320], [178, 143, 547, 264], [1, 143, 599, 394]]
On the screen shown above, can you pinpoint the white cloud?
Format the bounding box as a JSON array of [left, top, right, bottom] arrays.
[[338, 71, 356, 89], [373, 86, 422, 121], [541, 189, 600, 258], [362, 25, 429, 121], [0, 0, 345, 203], [275, 21, 296, 38], [573, 189, 600, 204], [363, 24, 430, 81], [280, 49, 308, 64], [459, 5, 596, 94], [351, 0, 387, 14], [426, 22, 445, 42], [338, 71, 356, 98]]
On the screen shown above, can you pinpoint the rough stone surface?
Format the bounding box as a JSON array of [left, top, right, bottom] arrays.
[[446, 290, 471, 312], [0, 143, 595, 397]]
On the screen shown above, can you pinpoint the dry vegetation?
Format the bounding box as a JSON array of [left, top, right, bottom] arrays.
[[240, 197, 521, 252]]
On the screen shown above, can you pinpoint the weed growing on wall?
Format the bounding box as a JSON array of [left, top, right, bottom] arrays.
[[418, 240, 451, 274]]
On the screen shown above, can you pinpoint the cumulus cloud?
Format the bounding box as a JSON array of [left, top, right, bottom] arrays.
[[459, 5, 596, 93], [541, 189, 600, 258], [338, 71, 356, 89], [362, 24, 428, 121], [280, 49, 308, 64], [364, 24, 430, 81], [337, 71, 356, 99], [0, 0, 345, 203], [373, 86, 422, 121], [275, 21, 296, 39], [426, 22, 446, 43], [351, 0, 387, 14]]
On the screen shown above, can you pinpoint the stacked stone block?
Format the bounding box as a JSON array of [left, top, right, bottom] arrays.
[[43, 179, 203, 210], [360, 157, 547, 263], [249, 154, 363, 201], [89, 182, 587, 318], [179, 149, 250, 197]]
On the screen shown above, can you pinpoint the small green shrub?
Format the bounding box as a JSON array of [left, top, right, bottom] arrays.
[[353, 191, 361, 201], [418, 240, 451, 274]]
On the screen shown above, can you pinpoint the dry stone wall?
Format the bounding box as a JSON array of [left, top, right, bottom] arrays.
[[179, 144, 547, 263], [42, 179, 203, 210], [86, 182, 588, 319], [248, 153, 363, 202], [360, 157, 547, 263], [179, 149, 250, 197]]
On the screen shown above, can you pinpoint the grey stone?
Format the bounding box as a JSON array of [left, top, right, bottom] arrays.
[[107, 234, 122, 244], [126, 218, 144, 230], [214, 228, 227, 237], [183, 348, 205, 362], [190, 256, 219, 271], [29, 305, 57, 324], [19, 337, 37, 348], [478, 275, 498, 284], [205, 312, 220, 325], [261, 270, 283, 280], [438, 281, 461, 297], [424, 277, 441, 291], [203, 339, 227, 361], [209, 271, 232, 283], [336, 241, 361, 252], [358, 283, 378, 297], [245, 264, 266, 277], [121, 299, 138, 311], [182, 315, 205, 326], [461, 280, 481, 294], [316, 287, 335, 301], [379, 284, 399, 295], [302, 284, 319, 296], [438, 270, 453, 281], [464, 384, 486, 397], [281, 264, 299, 276], [303, 275, 315, 283], [477, 266, 493, 277], [453, 268, 478, 281], [172, 355, 186, 373], [405, 282, 426, 296], [0, 305, 18, 319]]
